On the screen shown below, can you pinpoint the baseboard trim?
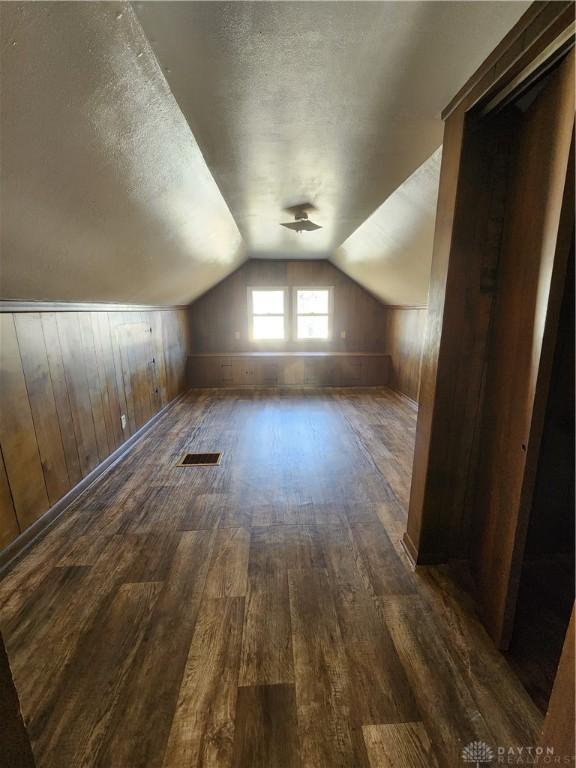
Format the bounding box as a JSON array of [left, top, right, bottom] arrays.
[[401, 532, 419, 568], [386, 386, 419, 410], [0, 389, 191, 577], [402, 531, 448, 567]]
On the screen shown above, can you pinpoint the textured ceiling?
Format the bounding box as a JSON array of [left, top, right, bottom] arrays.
[[0, 1, 530, 306], [334, 148, 441, 306], [0, 2, 244, 304], [135, 0, 529, 261]]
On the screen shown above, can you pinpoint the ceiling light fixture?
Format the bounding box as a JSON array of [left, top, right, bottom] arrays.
[[280, 203, 322, 234]]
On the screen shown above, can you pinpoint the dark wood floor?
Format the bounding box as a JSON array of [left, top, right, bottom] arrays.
[[0, 388, 541, 767]]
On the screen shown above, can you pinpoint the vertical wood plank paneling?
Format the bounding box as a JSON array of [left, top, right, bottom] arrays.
[[0, 314, 50, 530], [0, 448, 19, 550], [98, 312, 127, 448], [110, 313, 137, 435], [128, 313, 146, 429], [140, 312, 157, 417], [176, 309, 191, 394], [90, 312, 120, 453], [189, 259, 388, 354], [14, 313, 71, 504], [382, 308, 427, 403], [150, 312, 169, 408], [56, 312, 101, 477], [138, 311, 157, 423], [162, 311, 179, 402], [41, 313, 83, 487], [0, 308, 189, 551], [107, 312, 133, 440], [118, 315, 151, 431], [78, 312, 110, 462]]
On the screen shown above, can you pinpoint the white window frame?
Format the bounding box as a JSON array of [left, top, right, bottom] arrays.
[[293, 286, 334, 342], [247, 286, 288, 342]]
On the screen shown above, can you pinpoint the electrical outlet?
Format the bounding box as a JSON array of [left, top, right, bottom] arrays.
[[234, 331, 241, 340], [121, 414, 127, 431], [340, 330, 346, 339]]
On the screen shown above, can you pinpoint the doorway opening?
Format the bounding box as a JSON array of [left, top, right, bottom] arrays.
[[505, 246, 575, 712]]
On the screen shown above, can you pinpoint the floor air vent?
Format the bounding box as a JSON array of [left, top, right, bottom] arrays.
[[177, 452, 222, 467]]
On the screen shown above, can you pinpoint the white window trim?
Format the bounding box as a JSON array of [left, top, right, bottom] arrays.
[[292, 286, 334, 342], [247, 286, 288, 342]]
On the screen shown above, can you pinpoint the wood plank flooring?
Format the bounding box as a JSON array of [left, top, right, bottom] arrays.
[[0, 388, 542, 767]]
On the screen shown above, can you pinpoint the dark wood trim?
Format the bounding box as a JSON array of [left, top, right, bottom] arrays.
[[539, 606, 575, 759], [387, 388, 418, 411], [401, 532, 418, 568], [0, 388, 191, 576], [408, 11, 575, 568], [0, 300, 189, 313], [493, 126, 575, 647], [406, 110, 468, 564], [442, 2, 575, 119]]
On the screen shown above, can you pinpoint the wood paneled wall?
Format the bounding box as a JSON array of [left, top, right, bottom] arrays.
[[188, 353, 390, 388], [380, 308, 427, 403], [188, 260, 389, 353], [188, 259, 426, 400], [0, 308, 190, 551]]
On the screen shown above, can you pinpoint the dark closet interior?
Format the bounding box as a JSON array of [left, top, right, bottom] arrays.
[[454, 49, 575, 713], [506, 244, 575, 712]]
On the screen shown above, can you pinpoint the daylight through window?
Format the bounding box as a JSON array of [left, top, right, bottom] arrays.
[[249, 288, 287, 340], [295, 288, 332, 340]]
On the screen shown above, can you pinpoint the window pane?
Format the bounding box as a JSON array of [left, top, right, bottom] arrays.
[[252, 290, 284, 315], [297, 289, 329, 314], [253, 315, 285, 340], [297, 315, 329, 340]]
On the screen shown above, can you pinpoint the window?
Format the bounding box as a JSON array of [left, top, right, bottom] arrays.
[[248, 288, 287, 340], [294, 287, 333, 340]]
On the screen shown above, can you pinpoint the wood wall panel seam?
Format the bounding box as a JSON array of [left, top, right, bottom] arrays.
[[40, 313, 83, 487], [11, 316, 53, 500], [0, 314, 50, 531], [39, 315, 75, 496], [13, 313, 72, 506], [0, 443, 20, 549]]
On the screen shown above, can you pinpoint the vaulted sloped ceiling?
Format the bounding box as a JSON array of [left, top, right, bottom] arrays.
[[135, 1, 528, 262], [334, 148, 442, 306], [0, 2, 244, 305], [0, 1, 529, 306]]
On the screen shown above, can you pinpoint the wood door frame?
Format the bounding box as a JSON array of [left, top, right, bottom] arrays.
[[405, 2, 575, 567], [471, 86, 574, 647], [539, 605, 575, 760]]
